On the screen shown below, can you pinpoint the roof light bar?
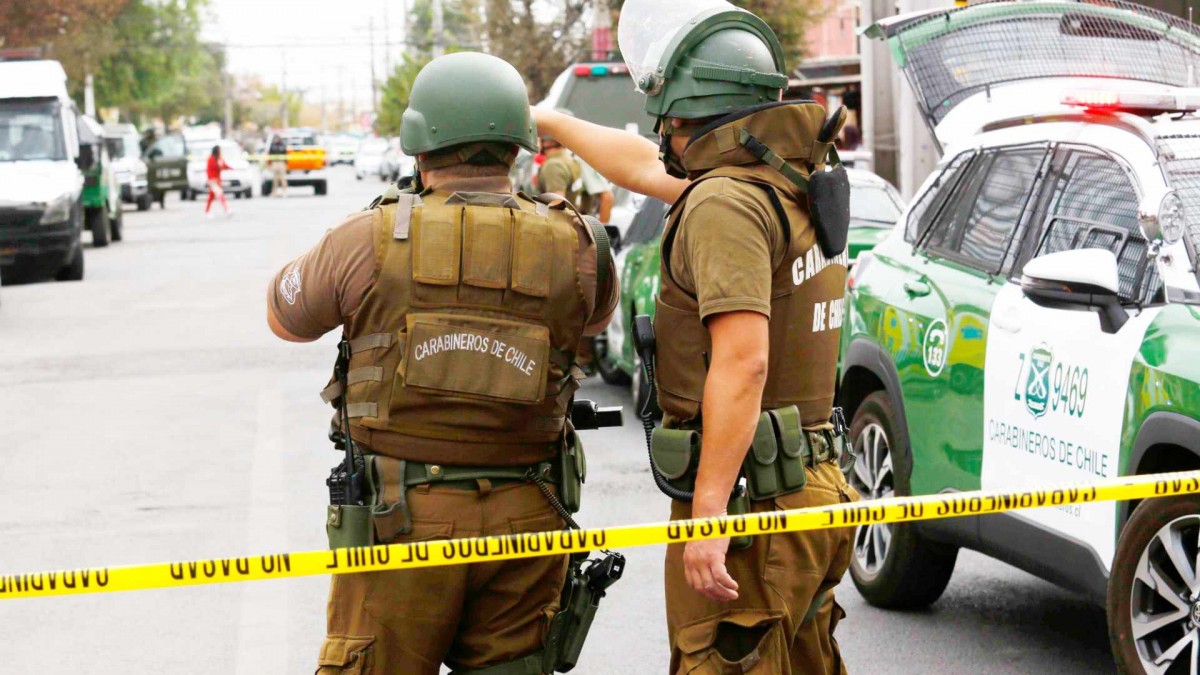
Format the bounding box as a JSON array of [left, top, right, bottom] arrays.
[[573, 65, 593, 77], [1062, 88, 1200, 113]]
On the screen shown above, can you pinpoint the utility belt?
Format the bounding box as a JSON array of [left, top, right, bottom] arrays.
[[650, 404, 848, 501], [323, 389, 623, 674]]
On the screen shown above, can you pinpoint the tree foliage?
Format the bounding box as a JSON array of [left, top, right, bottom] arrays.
[[407, 0, 483, 58], [483, 0, 592, 102], [376, 53, 430, 137], [1, 0, 228, 127]]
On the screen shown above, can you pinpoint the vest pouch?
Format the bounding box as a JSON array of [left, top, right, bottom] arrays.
[[807, 165, 850, 258], [403, 313, 550, 404], [556, 429, 586, 514], [727, 484, 753, 551], [327, 504, 374, 549], [411, 205, 464, 306], [743, 412, 783, 500], [770, 406, 809, 493], [650, 427, 699, 494]]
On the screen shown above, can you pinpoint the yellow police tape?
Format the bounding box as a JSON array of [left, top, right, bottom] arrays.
[[3, 471, 1198, 601]]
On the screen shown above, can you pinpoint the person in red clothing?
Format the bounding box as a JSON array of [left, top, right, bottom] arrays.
[[205, 144, 232, 218]]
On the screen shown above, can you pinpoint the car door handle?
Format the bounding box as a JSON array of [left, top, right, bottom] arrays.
[[903, 279, 931, 297]]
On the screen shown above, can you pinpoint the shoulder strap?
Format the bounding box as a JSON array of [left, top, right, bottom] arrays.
[[391, 193, 422, 240]]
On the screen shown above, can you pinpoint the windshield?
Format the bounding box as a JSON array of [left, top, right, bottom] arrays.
[[850, 184, 904, 227], [105, 133, 140, 159], [560, 72, 658, 139], [0, 98, 66, 162], [1157, 134, 1200, 287]]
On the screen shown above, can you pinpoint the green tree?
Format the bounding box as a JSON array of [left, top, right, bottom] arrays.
[[484, 0, 592, 101], [376, 53, 429, 137]]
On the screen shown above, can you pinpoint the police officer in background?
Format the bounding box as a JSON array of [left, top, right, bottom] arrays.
[[266, 52, 618, 674], [535, 0, 859, 671], [535, 115, 582, 205]]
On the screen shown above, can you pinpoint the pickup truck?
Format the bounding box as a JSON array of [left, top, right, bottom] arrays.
[[262, 131, 327, 196]]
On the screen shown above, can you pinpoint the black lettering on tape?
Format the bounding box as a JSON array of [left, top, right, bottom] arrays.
[[325, 551, 340, 570]]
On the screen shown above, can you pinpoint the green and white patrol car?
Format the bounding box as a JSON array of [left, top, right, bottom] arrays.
[[843, 2, 1200, 671]]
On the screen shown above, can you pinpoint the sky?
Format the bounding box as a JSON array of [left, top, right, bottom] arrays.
[[204, 0, 409, 113]]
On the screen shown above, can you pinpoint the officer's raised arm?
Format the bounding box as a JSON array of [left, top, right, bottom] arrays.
[[534, 107, 688, 204]]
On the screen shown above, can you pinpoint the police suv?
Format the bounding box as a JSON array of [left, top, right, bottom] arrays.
[[842, 2, 1200, 671]]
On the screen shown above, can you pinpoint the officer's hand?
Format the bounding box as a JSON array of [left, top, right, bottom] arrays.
[[683, 536, 739, 602]]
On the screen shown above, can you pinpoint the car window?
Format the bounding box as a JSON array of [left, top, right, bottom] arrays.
[[850, 184, 904, 228], [923, 147, 1047, 273], [148, 135, 184, 159], [904, 151, 974, 243], [623, 198, 669, 246], [1027, 150, 1159, 303]]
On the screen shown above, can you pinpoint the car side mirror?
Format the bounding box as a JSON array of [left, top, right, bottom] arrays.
[[1020, 248, 1128, 334], [604, 224, 621, 253]]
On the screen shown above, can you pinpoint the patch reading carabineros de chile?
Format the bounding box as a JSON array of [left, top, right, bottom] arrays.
[[404, 313, 550, 403]]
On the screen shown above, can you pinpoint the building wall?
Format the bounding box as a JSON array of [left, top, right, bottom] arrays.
[[804, 1, 861, 58]]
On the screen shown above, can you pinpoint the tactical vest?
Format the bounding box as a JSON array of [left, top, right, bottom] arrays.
[[654, 102, 848, 428], [332, 190, 592, 466]]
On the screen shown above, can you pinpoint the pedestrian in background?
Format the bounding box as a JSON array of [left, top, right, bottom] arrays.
[[268, 134, 288, 197], [205, 145, 231, 218]]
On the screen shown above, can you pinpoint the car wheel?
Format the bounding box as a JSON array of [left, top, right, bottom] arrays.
[[244, 189, 253, 200], [631, 353, 661, 420], [87, 207, 110, 248], [1108, 492, 1200, 674], [110, 206, 123, 243], [315, 181, 327, 196], [595, 334, 631, 386], [848, 391, 958, 608], [137, 194, 152, 211], [55, 245, 84, 282]]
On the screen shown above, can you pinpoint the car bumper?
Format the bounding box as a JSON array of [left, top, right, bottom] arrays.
[[0, 212, 79, 280], [120, 180, 148, 202]]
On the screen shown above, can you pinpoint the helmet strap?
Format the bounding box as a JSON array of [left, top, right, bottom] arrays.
[[657, 124, 689, 179]]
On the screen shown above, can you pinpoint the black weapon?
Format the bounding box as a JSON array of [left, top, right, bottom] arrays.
[[326, 339, 365, 506], [570, 399, 623, 430]]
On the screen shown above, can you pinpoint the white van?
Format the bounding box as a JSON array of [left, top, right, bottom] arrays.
[[0, 57, 85, 282]]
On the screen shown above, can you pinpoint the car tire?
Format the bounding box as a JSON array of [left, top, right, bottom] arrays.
[[261, 181, 273, 197], [595, 334, 631, 386], [244, 189, 253, 200], [110, 206, 123, 243], [315, 181, 327, 196], [87, 207, 110, 248], [1108, 492, 1200, 674], [55, 245, 84, 282], [136, 194, 152, 211], [848, 391, 958, 608]]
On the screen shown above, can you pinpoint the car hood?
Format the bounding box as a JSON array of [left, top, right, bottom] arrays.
[[0, 161, 82, 205], [864, 0, 1200, 149]]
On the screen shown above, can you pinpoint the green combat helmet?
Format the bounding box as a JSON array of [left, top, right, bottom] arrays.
[[401, 52, 538, 170], [618, 0, 789, 122]]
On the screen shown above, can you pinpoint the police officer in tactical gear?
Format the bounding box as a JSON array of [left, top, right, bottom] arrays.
[[267, 52, 618, 674], [535, 0, 859, 671], [535, 109, 583, 206]]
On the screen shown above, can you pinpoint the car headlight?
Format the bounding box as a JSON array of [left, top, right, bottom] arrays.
[[39, 193, 73, 225], [1159, 191, 1185, 244]]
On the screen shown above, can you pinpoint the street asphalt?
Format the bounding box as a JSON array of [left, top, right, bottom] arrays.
[[0, 167, 1116, 673]]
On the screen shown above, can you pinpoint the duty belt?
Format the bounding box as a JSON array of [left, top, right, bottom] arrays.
[[402, 459, 555, 490]]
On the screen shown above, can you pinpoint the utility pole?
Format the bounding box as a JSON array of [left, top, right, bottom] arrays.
[[383, 1, 392, 74], [337, 65, 346, 131], [432, 0, 445, 58], [281, 52, 290, 129], [84, 73, 96, 118], [223, 72, 233, 138], [369, 17, 379, 120]]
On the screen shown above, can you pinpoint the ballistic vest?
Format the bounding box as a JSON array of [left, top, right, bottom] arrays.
[[655, 102, 848, 428], [332, 189, 592, 465]]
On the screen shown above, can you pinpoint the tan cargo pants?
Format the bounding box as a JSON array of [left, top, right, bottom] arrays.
[[316, 481, 568, 674], [666, 461, 859, 674]]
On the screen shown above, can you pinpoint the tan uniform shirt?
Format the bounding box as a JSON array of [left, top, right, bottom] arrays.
[[535, 152, 582, 205], [269, 176, 619, 340], [669, 177, 789, 320]]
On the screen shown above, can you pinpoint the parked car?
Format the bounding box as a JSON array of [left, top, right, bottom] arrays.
[[103, 123, 151, 211], [596, 168, 904, 408], [842, 3, 1200, 671], [143, 132, 189, 208], [0, 56, 85, 283], [77, 114, 122, 247], [325, 133, 361, 165], [185, 140, 256, 200], [261, 129, 327, 196], [354, 137, 388, 180], [381, 138, 415, 183]]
